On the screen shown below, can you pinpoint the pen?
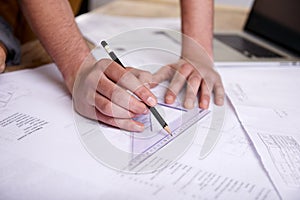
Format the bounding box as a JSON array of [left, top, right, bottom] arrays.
[[101, 40, 172, 136]]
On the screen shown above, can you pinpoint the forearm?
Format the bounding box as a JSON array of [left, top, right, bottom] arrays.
[[180, 0, 214, 58], [19, 0, 90, 91]]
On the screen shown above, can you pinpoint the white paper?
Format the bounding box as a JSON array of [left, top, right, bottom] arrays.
[[0, 148, 105, 200], [0, 64, 279, 199], [76, 13, 180, 46], [218, 64, 300, 199]]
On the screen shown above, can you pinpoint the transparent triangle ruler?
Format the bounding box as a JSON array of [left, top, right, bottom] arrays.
[[128, 106, 209, 171]]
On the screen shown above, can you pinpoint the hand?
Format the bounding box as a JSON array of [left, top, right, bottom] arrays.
[[0, 42, 7, 73], [72, 57, 157, 132], [152, 58, 224, 110]]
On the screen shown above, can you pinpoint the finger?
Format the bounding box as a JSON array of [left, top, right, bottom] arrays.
[[96, 73, 148, 115], [165, 63, 194, 104], [95, 109, 144, 132], [74, 91, 144, 132], [94, 93, 135, 118], [184, 72, 201, 109], [103, 63, 157, 107], [199, 80, 211, 109], [213, 75, 225, 106], [151, 65, 175, 87], [126, 67, 152, 89]]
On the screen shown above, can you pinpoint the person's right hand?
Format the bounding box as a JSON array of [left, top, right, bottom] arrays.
[[72, 57, 157, 132], [0, 42, 7, 73]]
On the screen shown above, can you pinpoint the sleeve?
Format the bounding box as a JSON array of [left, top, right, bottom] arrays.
[[0, 16, 21, 65]]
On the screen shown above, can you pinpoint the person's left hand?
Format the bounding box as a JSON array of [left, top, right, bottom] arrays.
[[151, 58, 225, 110]]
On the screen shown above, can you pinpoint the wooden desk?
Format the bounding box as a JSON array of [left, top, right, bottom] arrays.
[[6, 0, 249, 72], [93, 0, 249, 31]]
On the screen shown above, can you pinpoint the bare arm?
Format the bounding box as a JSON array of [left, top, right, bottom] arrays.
[[153, 0, 224, 109], [19, 0, 90, 92], [180, 0, 213, 57], [18, 0, 158, 132]]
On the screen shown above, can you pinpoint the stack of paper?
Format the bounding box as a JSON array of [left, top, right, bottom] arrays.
[[0, 62, 277, 199], [218, 65, 300, 199], [1, 13, 299, 199]]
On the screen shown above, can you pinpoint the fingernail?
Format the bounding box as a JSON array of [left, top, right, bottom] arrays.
[[200, 99, 209, 109], [184, 99, 194, 109], [165, 95, 174, 103], [135, 123, 144, 132], [146, 96, 156, 107], [143, 108, 149, 114], [217, 97, 224, 105]]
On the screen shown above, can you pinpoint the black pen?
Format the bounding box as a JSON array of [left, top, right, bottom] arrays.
[[101, 40, 172, 136]]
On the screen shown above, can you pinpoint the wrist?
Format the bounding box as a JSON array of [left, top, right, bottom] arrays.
[[59, 49, 95, 94], [181, 35, 214, 69], [181, 28, 213, 60]]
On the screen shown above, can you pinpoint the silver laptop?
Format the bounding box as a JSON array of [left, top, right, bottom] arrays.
[[214, 0, 300, 63]]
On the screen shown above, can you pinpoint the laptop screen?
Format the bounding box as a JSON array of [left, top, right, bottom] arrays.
[[245, 0, 300, 56]]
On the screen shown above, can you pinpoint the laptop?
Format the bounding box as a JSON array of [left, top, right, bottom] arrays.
[[213, 0, 300, 63]]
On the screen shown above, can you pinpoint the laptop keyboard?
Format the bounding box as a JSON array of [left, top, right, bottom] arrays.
[[214, 34, 283, 58]]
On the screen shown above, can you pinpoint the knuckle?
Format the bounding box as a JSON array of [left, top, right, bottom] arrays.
[[139, 71, 152, 80], [215, 82, 224, 90], [99, 101, 112, 115], [202, 94, 210, 100], [135, 87, 150, 99], [179, 63, 193, 74], [186, 90, 196, 98], [215, 86, 225, 96], [215, 83, 224, 90], [164, 65, 175, 74], [188, 74, 201, 84], [217, 90, 225, 96], [95, 60, 106, 71], [106, 117, 116, 126], [213, 73, 222, 82], [129, 98, 145, 113], [97, 112, 116, 127]]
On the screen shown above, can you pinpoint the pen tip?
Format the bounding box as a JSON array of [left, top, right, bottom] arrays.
[[164, 126, 172, 136]]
